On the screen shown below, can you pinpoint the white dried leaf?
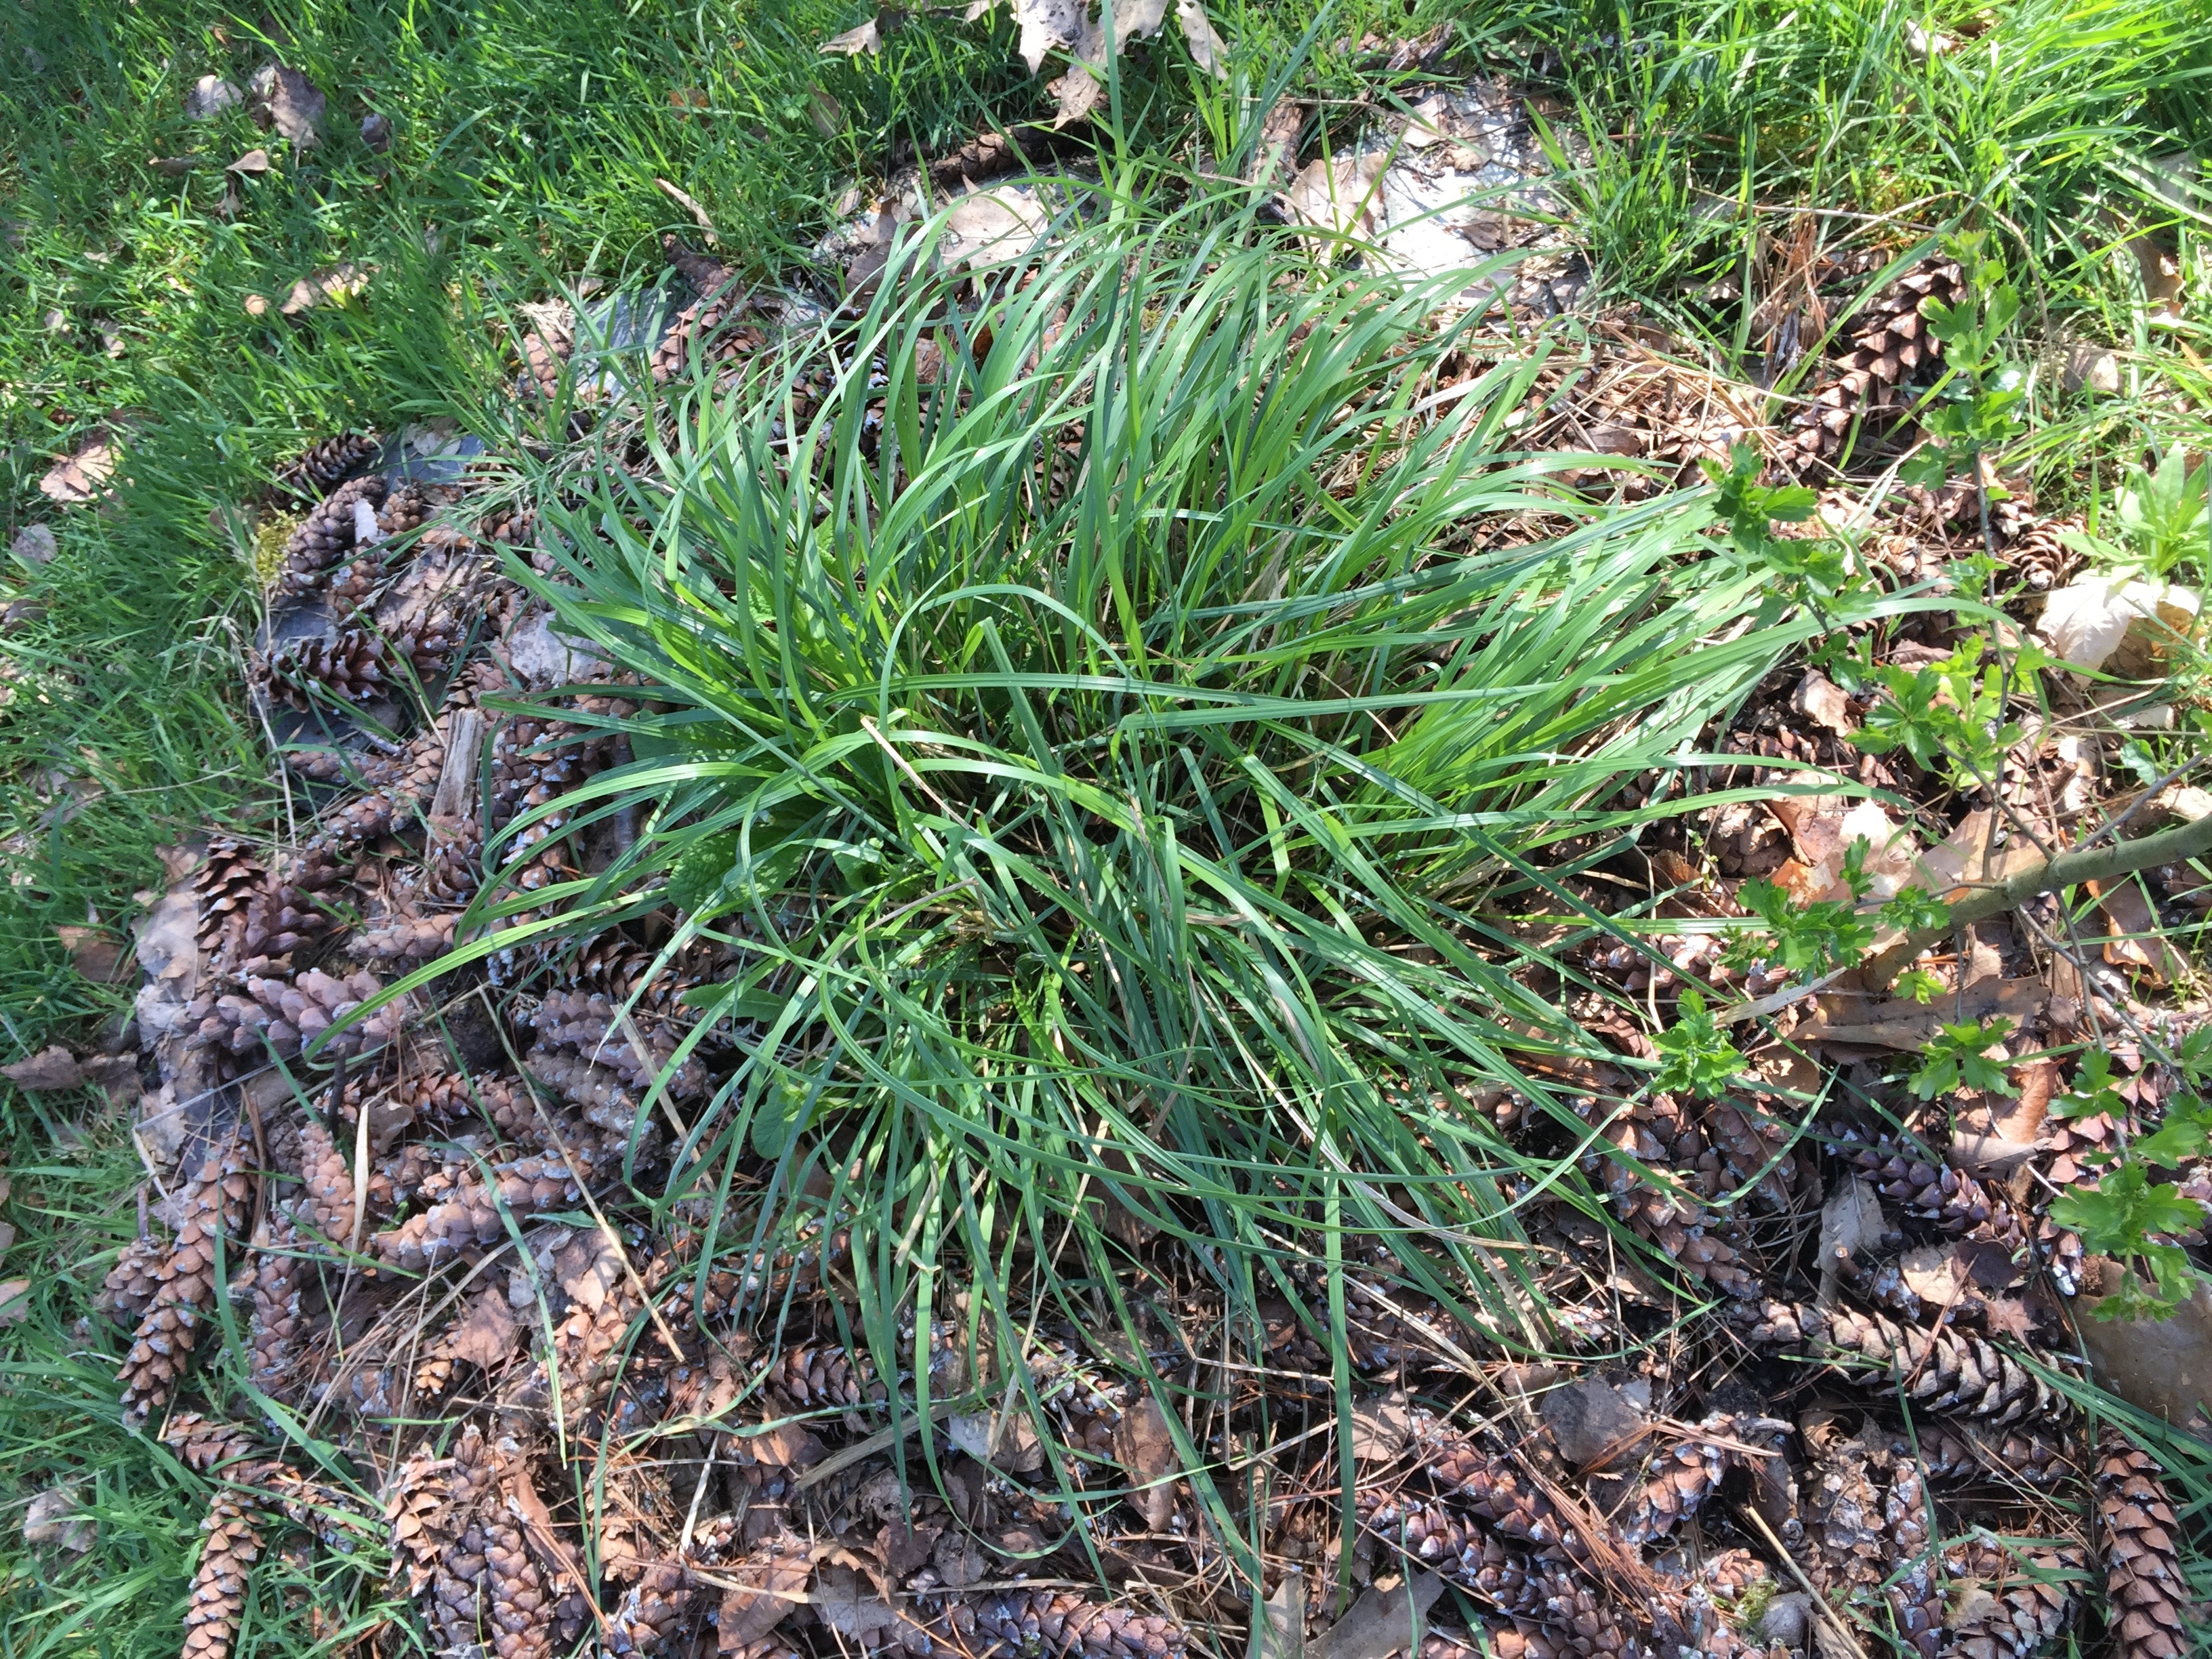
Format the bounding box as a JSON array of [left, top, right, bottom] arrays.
[[23, 1489, 94, 1554], [1280, 152, 1389, 255], [2038, 576, 2200, 676], [941, 188, 1050, 270], [11, 525, 56, 566], [1016, 0, 1086, 73], [819, 18, 882, 54], [185, 75, 242, 119], [1176, 0, 1229, 75], [1111, 0, 1170, 39]]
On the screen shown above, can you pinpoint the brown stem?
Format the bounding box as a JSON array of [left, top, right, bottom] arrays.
[[1863, 806, 2212, 989]]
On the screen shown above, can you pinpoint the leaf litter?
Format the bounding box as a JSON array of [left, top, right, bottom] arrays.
[[15, 57, 2212, 1659]]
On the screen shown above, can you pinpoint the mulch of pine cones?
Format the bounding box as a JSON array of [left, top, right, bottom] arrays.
[[62, 236, 2209, 1659]]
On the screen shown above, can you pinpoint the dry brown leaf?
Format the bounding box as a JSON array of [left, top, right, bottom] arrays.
[[54, 925, 131, 985], [149, 155, 199, 177], [1539, 1375, 1650, 1469], [0, 1278, 27, 1326], [243, 292, 270, 317], [1176, 0, 1229, 76], [1112, 1395, 1181, 1530], [1047, 24, 1106, 128], [1789, 669, 1855, 735], [812, 1567, 905, 1639], [1896, 1244, 1970, 1310], [947, 1408, 1044, 1473], [1799, 976, 2047, 1050], [2076, 1271, 2212, 1431], [1349, 1389, 1412, 1463], [361, 111, 393, 152], [2093, 876, 2185, 983], [819, 17, 882, 54], [1307, 1571, 1444, 1659], [808, 89, 843, 136], [941, 188, 1049, 270], [1816, 1174, 1889, 1305], [248, 62, 325, 148], [39, 430, 119, 506], [279, 262, 368, 318], [718, 1544, 814, 1648], [3, 1046, 84, 1091], [744, 1421, 827, 1469], [444, 1286, 523, 1370], [227, 148, 270, 176], [2039, 575, 2201, 676]]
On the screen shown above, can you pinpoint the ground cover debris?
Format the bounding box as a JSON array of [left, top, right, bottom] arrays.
[[4, 5, 2212, 1659]]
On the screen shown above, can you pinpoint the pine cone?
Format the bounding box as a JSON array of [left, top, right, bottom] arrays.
[[163, 1412, 266, 1473], [118, 1137, 251, 1419], [662, 233, 737, 300], [354, 907, 457, 964], [206, 849, 350, 979], [1426, 1432, 1595, 1565], [276, 432, 380, 501], [650, 289, 768, 386], [291, 1114, 357, 1243], [1576, 1096, 1761, 1298], [1779, 258, 1964, 474], [947, 1590, 1190, 1659], [192, 968, 406, 1064], [96, 1233, 168, 1322], [424, 822, 483, 905], [259, 627, 397, 711], [1816, 1305, 2071, 1424], [1614, 1414, 1790, 1544], [533, 989, 709, 1100], [519, 302, 575, 396], [1804, 1435, 1933, 1596], [484, 1507, 553, 1659], [375, 481, 436, 539], [368, 1155, 581, 1273], [1922, 1422, 2078, 1488], [277, 474, 390, 597], [248, 1225, 308, 1399], [1943, 1540, 2085, 1659], [182, 1488, 266, 1659], [192, 840, 267, 961], [2098, 1433, 2196, 1659], [606, 1559, 695, 1656], [1999, 512, 2085, 594], [769, 1339, 879, 1409]]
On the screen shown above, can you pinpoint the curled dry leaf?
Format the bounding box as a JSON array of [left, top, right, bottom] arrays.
[[2038, 575, 2203, 677], [228, 148, 271, 176], [1789, 668, 1855, 735], [1349, 1388, 1412, 1463], [361, 111, 393, 153], [150, 155, 199, 176], [185, 75, 242, 119], [248, 62, 325, 148], [941, 187, 1050, 270], [3, 1046, 85, 1091], [1540, 1374, 1650, 1469], [443, 1286, 523, 1370], [39, 430, 119, 506], [0, 1277, 27, 1326], [1816, 1173, 1889, 1305], [819, 17, 882, 54], [2091, 876, 2186, 983]]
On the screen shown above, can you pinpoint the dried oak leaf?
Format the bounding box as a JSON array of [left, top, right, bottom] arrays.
[[227, 148, 270, 176], [0, 1278, 27, 1325], [1349, 1389, 1412, 1464], [3, 1046, 84, 1091], [248, 62, 325, 148], [1016, 0, 1086, 72], [22, 1488, 94, 1553]]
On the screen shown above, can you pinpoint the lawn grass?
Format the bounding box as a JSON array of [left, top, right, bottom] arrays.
[[1, 0, 2209, 1651]]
